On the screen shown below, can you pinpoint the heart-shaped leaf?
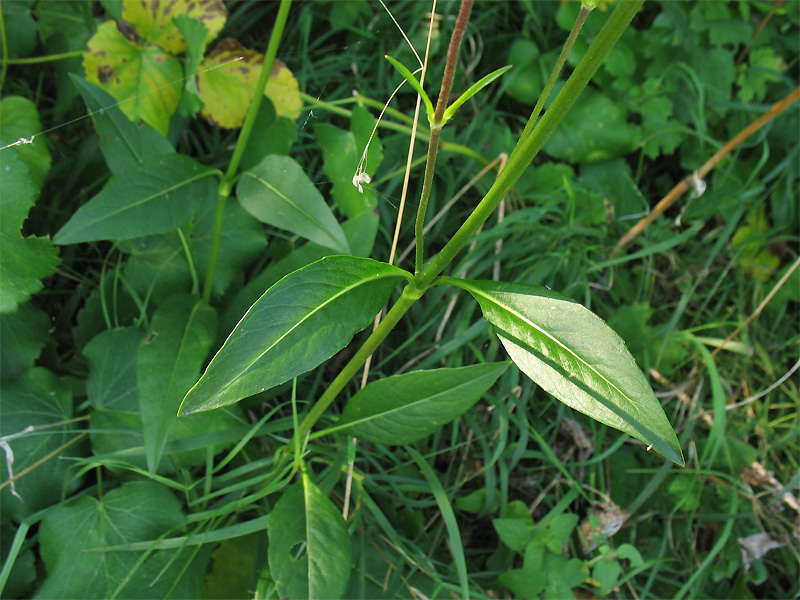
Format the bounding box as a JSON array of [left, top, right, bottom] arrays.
[[330, 363, 509, 444], [179, 256, 411, 414], [442, 277, 684, 466]]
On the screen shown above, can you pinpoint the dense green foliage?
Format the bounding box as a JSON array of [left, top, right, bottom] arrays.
[[1, 1, 798, 598]]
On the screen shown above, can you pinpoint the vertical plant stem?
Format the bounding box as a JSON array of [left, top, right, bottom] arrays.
[[416, 0, 644, 289], [519, 4, 592, 144], [202, 0, 293, 302], [0, 6, 8, 93], [291, 281, 425, 452], [414, 0, 474, 273]]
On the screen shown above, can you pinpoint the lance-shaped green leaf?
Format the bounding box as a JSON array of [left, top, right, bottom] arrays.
[[137, 294, 217, 474], [443, 65, 512, 125], [237, 155, 349, 254], [441, 277, 684, 466], [328, 363, 509, 445], [54, 153, 217, 244], [268, 473, 353, 599], [385, 55, 434, 124], [71, 75, 175, 176], [180, 256, 411, 415]]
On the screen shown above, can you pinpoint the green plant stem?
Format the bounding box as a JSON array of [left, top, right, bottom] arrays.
[[202, 0, 292, 302], [415, 0, 644, 290], [2, 50, 84, 64], [290, 281, 424, 452], [519, 3, 591, 144], [414, 0, 475, 274], [283, 0, 642, 459], [0, 6, 8, 94]]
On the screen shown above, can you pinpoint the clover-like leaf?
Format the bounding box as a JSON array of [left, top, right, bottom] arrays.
[[82, 20, 183, 135], [122, 0, 227, 55]]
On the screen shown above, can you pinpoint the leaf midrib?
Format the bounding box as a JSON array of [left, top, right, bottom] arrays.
[[460, 281, 632, 404]]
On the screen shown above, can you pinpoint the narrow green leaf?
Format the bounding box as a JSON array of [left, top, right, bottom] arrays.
[[54, 153, 217, 244], [237, 155, 349, 253], [180, 256, 410, 415], [268, 474, 353, 600], [331, 363, 509, 444], [137, 294, 217, 474], [71, 75, 175, 176], [384, 55, 434, 124], [443, 65, 512, 124], [443, 278, 684, 466]]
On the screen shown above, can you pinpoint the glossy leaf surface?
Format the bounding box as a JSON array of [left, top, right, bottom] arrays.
[[268, 475, 352, 599], [334, 363, 509, 444], [180, 256, 410, 414], [444, 278, 684, 465], [54, 153, 217, 244], [237, 155, 348, 253]]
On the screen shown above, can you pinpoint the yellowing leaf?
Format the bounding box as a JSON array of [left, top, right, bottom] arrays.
[[83, 20, 183, 135], [122, 0, 227, 55], [265, 61, 302, 120], [197, 38, 301, 129], [732, 206, 779, 281]]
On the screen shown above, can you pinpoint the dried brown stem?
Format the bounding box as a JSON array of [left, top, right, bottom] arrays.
[[611, 86, 800, 258]]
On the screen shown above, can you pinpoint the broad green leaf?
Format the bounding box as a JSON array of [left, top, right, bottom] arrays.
[[268, 475, 353, 599], [1, 0, 36, 59], [54, 153, 217, 244], [83, 20, 183, 135], [493, 518, 534, 552], [0, 96, 51, 189], [84, 327, 241, 472], [71, 75, 175, 176], [0, 368, 83, 522], [443, 278, 684, 466], [237, 155, 349, 254], [197, 39, 301, 128], [220, 211, 378, 339], [36, 481, 206, 599], [180, 256, 410, 414], [0, 147, 60, 313], [0, 301, 50, 382], [137, 294, 217, 473], [84, 328, 142, 410], [315, 105, 383, 218], [204, 534, 258, 600], [122, 0, 226, 55], [332, 363, 509, 444]]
